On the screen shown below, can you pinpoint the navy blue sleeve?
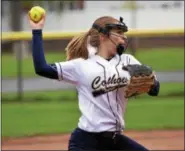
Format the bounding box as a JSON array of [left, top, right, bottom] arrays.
[[148, 79, 160, 96], [32, 30, 58, 79]]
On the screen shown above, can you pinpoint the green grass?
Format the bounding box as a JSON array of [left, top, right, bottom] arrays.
[[135, 47, 184, 71], [2, 47, 184, 78], [2, 52, 66, 78], [158, 82, 184, 97], [2, 97, 184, 137], [2, 82, 184, 103], [2, 89, 78, 103], [125, 97, 184, 130], [2, 101, 80, 137], [2, 82, 184, 137]]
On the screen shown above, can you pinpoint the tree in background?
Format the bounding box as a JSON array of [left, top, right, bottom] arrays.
[[20, 0, 84, 13], [122, 1, 144, 10]]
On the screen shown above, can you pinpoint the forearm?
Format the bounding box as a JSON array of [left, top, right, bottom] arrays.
[[148, 79, 160, 96], [32, 30, 58, 79]]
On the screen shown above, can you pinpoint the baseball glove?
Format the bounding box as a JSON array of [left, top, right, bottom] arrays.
[[122, 64, 155, 98]]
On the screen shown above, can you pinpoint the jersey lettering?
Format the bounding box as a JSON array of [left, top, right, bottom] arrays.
[[91, 74, 128, 97]]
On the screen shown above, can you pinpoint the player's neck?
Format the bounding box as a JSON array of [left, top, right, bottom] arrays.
[[97, 48, 114, 60]]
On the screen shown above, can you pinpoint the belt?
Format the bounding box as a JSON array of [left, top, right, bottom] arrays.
[[99, 131, 121, 139]]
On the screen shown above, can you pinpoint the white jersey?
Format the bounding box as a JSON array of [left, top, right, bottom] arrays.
[[55, 47, 141, 132]]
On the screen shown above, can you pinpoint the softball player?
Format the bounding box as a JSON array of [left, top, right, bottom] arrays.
[[29, 14, 159, 150]]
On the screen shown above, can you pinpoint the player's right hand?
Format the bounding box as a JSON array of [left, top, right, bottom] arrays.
[[28, 14, 46, 30]]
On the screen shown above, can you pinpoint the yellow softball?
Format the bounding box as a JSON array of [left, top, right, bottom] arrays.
[[29, 6, 45, 23]]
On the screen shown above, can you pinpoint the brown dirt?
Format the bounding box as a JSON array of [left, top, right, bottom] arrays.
[[2, 129, 184, 150]]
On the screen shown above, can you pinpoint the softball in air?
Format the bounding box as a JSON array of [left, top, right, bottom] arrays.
[[29, 6, 45, 23]]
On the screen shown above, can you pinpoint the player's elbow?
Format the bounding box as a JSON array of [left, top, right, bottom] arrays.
[[35, 68, 51, 78], [34, 65, 58, 79], [34, 64, 48, 76], [35, 68, 45, 76], [148, 80, 160, 96]]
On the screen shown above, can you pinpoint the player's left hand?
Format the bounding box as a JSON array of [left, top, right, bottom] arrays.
[[122, 64, 155, 98]]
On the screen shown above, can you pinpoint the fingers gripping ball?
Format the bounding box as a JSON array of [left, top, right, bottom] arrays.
[[29, 6, 45, 23], [123, 64, 155, 98]]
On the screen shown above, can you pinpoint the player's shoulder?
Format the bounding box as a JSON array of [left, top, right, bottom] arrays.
[[120, 53, 136, 60], [71, 58, 85, 63], [58, 58, 85, 67], [120, 53, 141, 65], [75, 58, 85, 61]]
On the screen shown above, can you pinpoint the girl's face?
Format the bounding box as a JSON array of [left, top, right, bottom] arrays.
[[101, 29, 128, 57]]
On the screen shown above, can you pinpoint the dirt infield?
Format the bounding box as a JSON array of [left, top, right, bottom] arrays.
[[2, 130, 184, 150]]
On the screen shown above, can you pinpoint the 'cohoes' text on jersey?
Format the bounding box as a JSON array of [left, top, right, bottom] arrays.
[[91, 74, 128, 97]]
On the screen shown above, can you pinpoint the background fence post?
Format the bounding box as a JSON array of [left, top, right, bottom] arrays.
[[130, 1, 138, 56], [10, 1, 23, 101]]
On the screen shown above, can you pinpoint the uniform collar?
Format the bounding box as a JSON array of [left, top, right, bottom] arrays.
[[87, 44, 121, 65], [87, 44, 107, 65], [90, 53, 120, 66]]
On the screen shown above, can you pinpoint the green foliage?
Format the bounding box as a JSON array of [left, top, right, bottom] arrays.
[[121, 1, 144, 10]]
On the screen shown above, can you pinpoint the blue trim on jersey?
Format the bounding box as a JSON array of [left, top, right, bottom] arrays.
[[148, 79, 160, 96], [32, 30, 58, 79]]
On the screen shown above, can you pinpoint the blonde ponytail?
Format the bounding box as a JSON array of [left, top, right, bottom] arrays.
[[65, 16, 121, 61], [66, 31, 90, 61]]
